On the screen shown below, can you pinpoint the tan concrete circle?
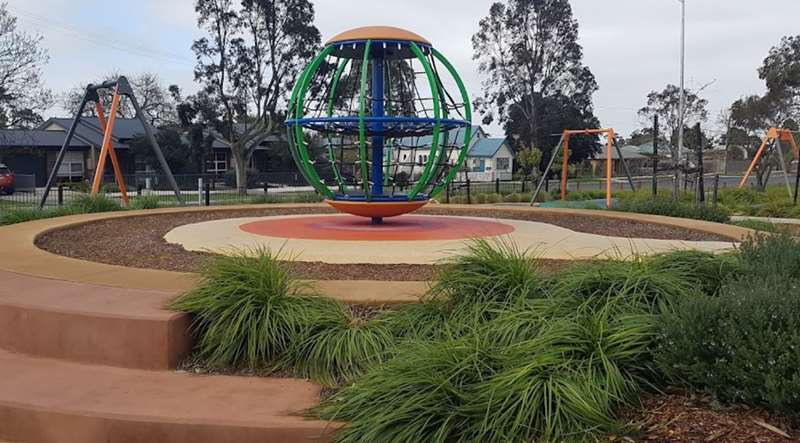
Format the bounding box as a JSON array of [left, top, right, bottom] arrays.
[[164, 214, 736, 265]]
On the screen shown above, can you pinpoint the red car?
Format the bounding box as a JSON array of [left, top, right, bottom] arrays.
[[0, 164, 15, 195]]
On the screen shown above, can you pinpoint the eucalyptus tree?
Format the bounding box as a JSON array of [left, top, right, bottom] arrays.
[[191, 0, 320, 194]]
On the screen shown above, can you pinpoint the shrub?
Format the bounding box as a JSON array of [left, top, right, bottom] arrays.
[[169, 248, 331, 368], [731, 219, 781, 233], [615, 195, 730, 223], [250, 192, 322, 204], [737, 233, 800, 280], [0, 206, 77, 225], [655, 276, 800, 423], [288, 305, 395, 386], [131, 195, 161, 210], [67, 194, 123, 213]]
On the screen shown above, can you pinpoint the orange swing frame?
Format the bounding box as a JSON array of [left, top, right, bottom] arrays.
[[89, 85, 129, 205], [530, 128, 632, 208], [738, 128, 799, 194], [559, 129, 617, 207]]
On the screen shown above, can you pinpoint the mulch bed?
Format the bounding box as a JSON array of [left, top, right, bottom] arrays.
[[34, 206, 735, 281], [618, 391, 798, 442]]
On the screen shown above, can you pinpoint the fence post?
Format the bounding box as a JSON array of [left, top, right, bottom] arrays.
[[521, 179, 526, 193], [445, 181, 450, 204], [263, 182, 269, 197], [136, 184, 142, 196], [466, 178, 471, 205], [712, 174, 719, 209], [57, 185, 64, 206], [197, 178, 203, 207], [204, 182, 211, 206], [495, 177, 500, 194]]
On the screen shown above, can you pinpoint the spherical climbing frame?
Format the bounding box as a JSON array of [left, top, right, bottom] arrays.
[[286, 26, 472, 223]]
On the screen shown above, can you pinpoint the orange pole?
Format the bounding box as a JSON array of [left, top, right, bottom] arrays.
[[738, 135, 772, 188], [95, 100, 129, 205], [91, 90, 122, 196], [606, 129, 614, 207], [560, 134, 570, 200]]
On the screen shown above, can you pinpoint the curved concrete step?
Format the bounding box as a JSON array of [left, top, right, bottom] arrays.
[[0, 349, 336, 443], [0, 270, 191, 370]]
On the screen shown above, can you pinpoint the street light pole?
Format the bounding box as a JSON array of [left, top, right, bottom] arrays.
[[675, 0, 686, 199]]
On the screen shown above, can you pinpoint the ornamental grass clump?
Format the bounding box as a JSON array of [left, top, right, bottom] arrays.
[[645, 249, 739, 296], [428, 238, 544, 321], [550, 259, 696, 314], [316, 334, 499, 443], [170, 247, 333, 368], [288, 304, 395, 387], [376, 299, 452, 341], [465, 316, 650, 442]]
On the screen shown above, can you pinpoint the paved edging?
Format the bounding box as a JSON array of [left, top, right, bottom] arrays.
[[0, 203, 752, 302]]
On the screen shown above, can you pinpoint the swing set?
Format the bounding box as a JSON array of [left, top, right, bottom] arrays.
[[38, 76, 183, 209], [530, 128, 636, 208], [737, 127, 800, 201]]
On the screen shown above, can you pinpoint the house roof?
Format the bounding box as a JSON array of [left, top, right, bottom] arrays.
[[592, 145, 649, 160], [0, 129, 92, 148], [468, 138, 507, 157]]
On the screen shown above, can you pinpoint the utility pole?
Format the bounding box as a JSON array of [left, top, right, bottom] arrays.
[[675, 0, 687, 199], [653, 115, 659, 196]]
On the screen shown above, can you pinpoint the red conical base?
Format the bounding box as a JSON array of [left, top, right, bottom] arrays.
[[324, 199, 429, 219]]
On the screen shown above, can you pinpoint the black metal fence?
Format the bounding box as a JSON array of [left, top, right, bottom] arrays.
[[1, 172, 794, 215]]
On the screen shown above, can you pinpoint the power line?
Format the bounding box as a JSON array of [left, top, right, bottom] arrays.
[[9, 5, 195, 67]]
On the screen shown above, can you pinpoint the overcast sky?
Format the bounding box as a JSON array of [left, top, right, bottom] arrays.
[[9, 0, 800, 138]]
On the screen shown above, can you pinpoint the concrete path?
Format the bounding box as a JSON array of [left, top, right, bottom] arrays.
[[165, 214, 736, 264]]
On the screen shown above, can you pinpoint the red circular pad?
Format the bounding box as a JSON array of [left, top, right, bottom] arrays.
[[239, 215, 515, 241]]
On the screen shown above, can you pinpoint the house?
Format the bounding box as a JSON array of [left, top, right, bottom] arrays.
[[392, 126, 514, 182], [0, 118, 281, 187], [587, 145, 651, 177]]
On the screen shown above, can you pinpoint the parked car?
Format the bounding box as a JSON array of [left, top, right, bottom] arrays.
[[0, 164, 15, 195]]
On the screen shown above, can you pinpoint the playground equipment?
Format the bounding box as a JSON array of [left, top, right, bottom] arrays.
[[738, 128, 799, 200], [285, 26, 472, 223], [530, 128, 635, 208], [38, 77, 183, 209]]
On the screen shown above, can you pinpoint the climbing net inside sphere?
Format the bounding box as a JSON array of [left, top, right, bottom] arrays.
[[286, 28, 472, 209]]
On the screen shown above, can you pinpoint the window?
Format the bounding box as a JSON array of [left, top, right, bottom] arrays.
[[496, 157, 510, 171], [57, 151, 84, 179], [206, 151, 228, 174], [417, 154, 428, 165]]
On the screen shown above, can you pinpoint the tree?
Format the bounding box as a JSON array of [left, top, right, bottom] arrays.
[[729, 95, 775, 190], [473, 0, 598, 158], [191, 0, 320, 194], [61, 72, 178, 127], [504, 92, 601, 176], [637, 84, 709, 162], [515, 147, 542, 179], [0, 2, 52, 128], [759, 35, 800, 122]]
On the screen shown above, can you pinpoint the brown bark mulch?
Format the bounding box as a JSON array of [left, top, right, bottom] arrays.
[[35, 206, 734, 281], [616, 392, 798, 442]]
